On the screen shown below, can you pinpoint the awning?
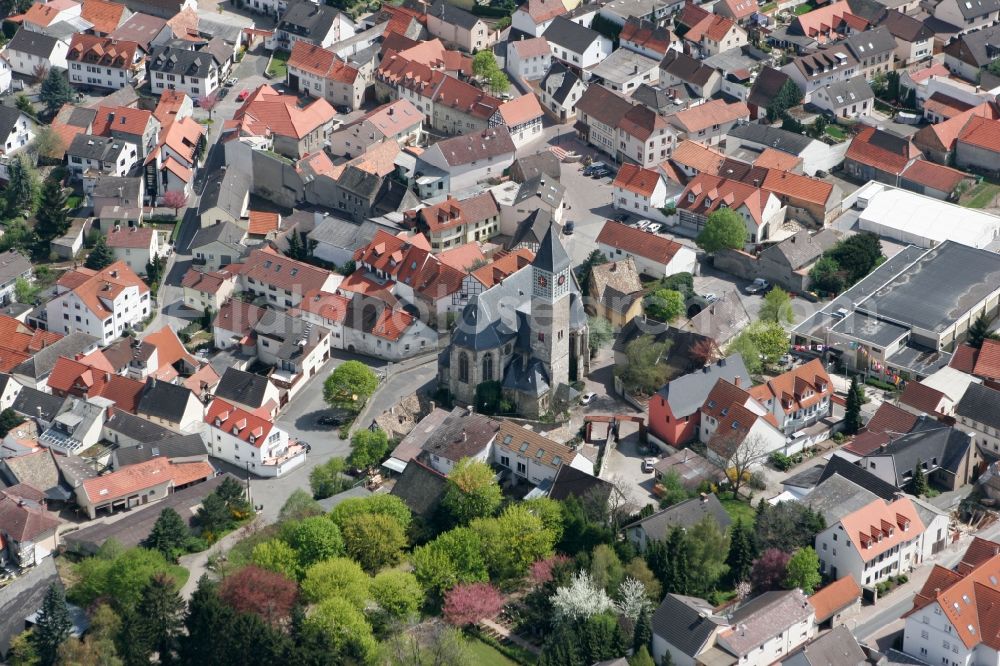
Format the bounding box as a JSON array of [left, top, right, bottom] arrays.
[[382, 457, 407, 474]]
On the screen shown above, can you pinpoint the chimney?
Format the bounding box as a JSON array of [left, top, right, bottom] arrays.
[[429, 400, 436, 411], [106, 404, 114, 419], [461, 430, 467, 442], [734, 377, 741, 387]]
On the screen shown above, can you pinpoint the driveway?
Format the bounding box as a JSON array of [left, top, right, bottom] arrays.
[[601, 428, 658, 510]]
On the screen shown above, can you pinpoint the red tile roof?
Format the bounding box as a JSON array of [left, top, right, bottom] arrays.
[[899, 380, 948, 415], [214, 299, 267, 339], [761, 169, 833, 206], [206, 397, 274, 446], [105, 226, 156, 249], [497, 94, 544, 127], [181, 268, 235, 294], [844, 402, 918, 456], [287, 41, 359, 84], [238, 247, 335, 295], [974, 339, 1000, 380], [677, 173, 770, 227], [470, 248, 535, 288], [523, 0, 566, 23], [619, 104, 669, 141], [294, 290, 351, 324], [67, 34, 139, 69], [81, 0, 127, 34], [620, 18, 674, 55], [98, 374, 145, 412], [839, 497, 924, 562], [808, 575, 861, 622], [56, 261, 148, 320], [846, 125, 921, 176], [596, 220, 687, 265], [924, 92, 974, 120], [232, 85, 335, 141], [0, 491, 61, 542], [613, 162, 662, 197], [48, 356, 104, 395], [748, 358, 832, 416], [900, 159, 970, 194], [668, 98, 749, 133], [951, 343, 978, 374], [958, 115, 1000, 154], [913, 102, 1000, 155], [685, 12, 739, 43], [0, 314, 62, 356], [82, 457, 214, 503], [247, 210, 280, 236], [432, 75, 501, 121]]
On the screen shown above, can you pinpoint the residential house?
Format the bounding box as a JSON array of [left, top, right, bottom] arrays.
[[539, 62, 585, 121], [492, 174, 566, 235], [506, 37, 551, 81], [659, 50, 723, 98], [66, 34, 143, 90], [327, 99, 423, 158], [596, 220, 698, 278], [76, 455, 213, 518], [226, 84, 335, 159], [681, 289, 751, 348], [430, 75, 501, 136], [213, 299, 268, 350], [147, 45, 219, 98], [120, 0, 196, 19], [21, 0, 84, 34], [409, 192, 500, 250], [107, 13, 172, 53], [647, 354, 751, 448], [749, 359, 834, 435], [727, 123, 842, 176], [811, 76, 874, 119], [652, 590, 815, 666], [0, 252, 32, 306], [620, 17, 678, 60], [80, 0, 131, 36], [955, 382, 1000, 458], [45, 261, 150, 344], [612, 163, 670, 220], [180, 267, 236, 312], [626, 493, 732, 551], [136, 377, 203, 432], [104, 226, 164, 276], [619, 103, 676, 168], [931, 0, 999, 35], [675, 173, 783, 246], [700, 378, 789, 467], [413, 126, 516, 197], [3, 29, 69, 76], [0, 106, 36, 179], [0, 486, 61, 568], [858, 420, 978, 491], [511, 0, 567, 37], [199, 167, 250, 229], [587, 257, 644, 329], [205, 398, 304, 477], [884, 11, 933, 66], [425, 0, 495, 53], [599, 0, 678, 26], [898, 379, 954, 417], [771, 0, 866, 52], [148, 111, 204, 204], [842, 27, 897, 80], [212, 366, 281, 416], [844, 126, 921, 185], [746, 67, 794, 120], [492, 420, 590, 486], [285, 41, 369, 112], [574, 83, 635, 159], [955, 115, 1000, 173], [912, 101, 1000, 164], [680, 7, 748, 57], [666, 98, 750, 147], [716, 229, 839, 294], [815, 496, 924, 586], [715, 0, 757, 22], [510, 152, 561, 183], [418, 407, 500, 475], [271, 0, 355, 50], [782, 49, 860, 101], [190, 221, 247, 270], [944, 24, 1000, 81], [238, 247, 340, 308], [542, 16, 612, 70], [489, 94, 544, 149], [0, 53, 11, 95], [590, 48, 659, 96]]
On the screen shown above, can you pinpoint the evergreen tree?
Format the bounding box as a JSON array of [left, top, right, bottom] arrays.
[[197, 492, 231, 535], [644, 539, 668, 588], [910, 459, 929, 497], [726, 519, 755, 585], [180, 576, 233, 666], [143, 507, 190, 561], [39, 69, 74, 115], [968, 313, 995, 349], [633, 608, 652, 654], [215, 476, 251, 515], [5, 154, 40, 216], [35, 178, 68, 241], [31, 584, 72, 666], [133, 574, 185, 665], [844, 376, 864, 435], [85, 235, 116, 270], [663, 527, 690, 595]]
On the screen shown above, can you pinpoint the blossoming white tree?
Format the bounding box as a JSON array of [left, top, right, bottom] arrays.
[[550, 571, 613, 622]]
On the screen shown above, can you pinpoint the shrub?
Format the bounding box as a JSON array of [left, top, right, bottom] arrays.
[[769, 452, 793, 471]]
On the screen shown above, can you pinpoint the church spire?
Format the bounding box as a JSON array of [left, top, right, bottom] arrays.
[[532, 224, 571, 274]]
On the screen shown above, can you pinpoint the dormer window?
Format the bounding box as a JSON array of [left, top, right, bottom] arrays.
[[232, 426, 240, 435], [249, 435, 256, 444], [214, 418, 222, 427]]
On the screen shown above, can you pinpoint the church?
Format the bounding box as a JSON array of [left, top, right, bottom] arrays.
[[439, 225, 589, 418]]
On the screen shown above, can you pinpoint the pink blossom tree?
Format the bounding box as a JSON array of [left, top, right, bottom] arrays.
[[199, 93, 219, 121], [530, 555, 570, 586], [162, 190, 188, 218], [442, 582, 505, 627], [751, 548, 791, 594]]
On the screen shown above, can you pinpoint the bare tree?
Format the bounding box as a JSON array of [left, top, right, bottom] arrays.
[[602, 473, 639, 531], [33, 63, 49, 85], [713, 432, 770, 499]]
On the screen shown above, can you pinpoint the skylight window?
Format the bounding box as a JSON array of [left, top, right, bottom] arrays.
[[520, 442, 529, 452]]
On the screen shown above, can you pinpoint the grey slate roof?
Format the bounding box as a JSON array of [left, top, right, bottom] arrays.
[[112, 434, 208, 469], [945, 24, 1000, 67], [803, 474, 880, 526], [781, 625, 868, 666], [429, 0, 482, 29], [542, 16, 603, 53], [136, 379, 195, 424], [843, 26, 898, 59], [951, 0, 1000, 19], [956, 382, 1000, 431], [728, 122, 814, 155], [821, 76, 874, 106], [515, 176, 565, 210], [214, 368, 272, 408], [883, 10, 934, 42], [390, 458, 447, 518], [67, 134, 127, 162], [747, 67, 794, 110], [0, 251, 31, 286], [149, 45, 220, 77], [0, 107, 28, 147], [190, 220, 246, 251], [625, 493, 732, 542], [419, 407, 500, 462], [651, 594, 726, 659], [818, 454, 900, 500], [200, 167, 250, 219], [510, 152, 561, 183], [532, 223, 571, 274], [782, 463, 825, 490], [660, 50, 717, 86], [12, 388, 66, 424], [7, 30, 59, 59], [278, 0, 343, 40], [761, 229, 838, 271], [654, 354, 750, 418], [870, 421, 973, 486], [541, 62, 582, 106], [103, 409, 177, 444], [548, 464, 615, 502]]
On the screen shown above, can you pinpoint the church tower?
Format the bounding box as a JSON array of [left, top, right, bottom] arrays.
[[530, 224, 572, 390]]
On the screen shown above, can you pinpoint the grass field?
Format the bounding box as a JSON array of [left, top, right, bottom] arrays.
[[962, 180, 1000, 209], [825, 125, 846, 140], [267, 50, 290, 78], [467, 639, 519, 666], [794, 2, 815, 14], [721, 497, 756, 525]]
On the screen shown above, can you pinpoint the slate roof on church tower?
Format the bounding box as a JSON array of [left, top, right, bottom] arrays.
[[533, 224, 571, 274]]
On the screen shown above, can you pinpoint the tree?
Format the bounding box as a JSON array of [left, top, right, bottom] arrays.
[[146, 253, 167, 288], [471, 505, 555, 582], [0, 408, 25, 438], [550, 571, 614, 623], [85, 235, 116, 270], [215, 475, 250, 517], [35, 179, 68, 242], [347, 427, 390, 470], [198, 93, 219, 121], [323, 360, 379, 411], [412, 528, 489, 601], [968, 313, 997, 349], [828, 232, 882, 285], [309, 457, 351, 499], [280, 515, 344, 569], [766, 79, 804, 122], [31, 584, 71, 666], [278, 488, 324, 522], [473, 50, 500, 78], [632, 646, 655, 666], [686, 516, 730, 596], [219, 565, 298, 627], [162, 190, 189, 218], [644, 288, 685, 323], [57, 603, 123, 666], [303, 596, 379, 666], [714, 431, 769, 499], [329, 494, 412, 531], [632, 609, 652, 655], [696, 208, 747, 253], [341, 512, 407, 573], [443, 458, 502, 525], [14, 277, 38, 305], [659, 272, 695, 297], [808, 256, 844, 294], [143, 507, 190, 561], [5, 153, 40, 216], [751, 548, 792, 593], [759, 287, 794, 324], [285, 230, 307, 261], [588, 315, 613, 355], [8, 630, 41, 666], [16, 94, 36, 119], [844, 376, 864, 435], [910, 459, 930, 497], [784, 547, 821, 593], [443, 582, 505, 626], [614, 577, 652, 622], [624, 558, 661, 601], [300, 557, 370, 607], [39, 69, 74, 116], [590, 544, 624, 593], [132, 573, 185, 665], [754, 501, 825, 553], [250, 538, 300, 579], [726, 519, 756, 585], [488, 70, 510, 94], [197, 492, 232, 536], [32, 126, 64, 161], [658, 469, 693, 508], [731, 320, 788, 372], [383, 624, 471, 666], [370, 570, 423, 620], [576, 248, 608, 286], [616, 336, 672, 395]]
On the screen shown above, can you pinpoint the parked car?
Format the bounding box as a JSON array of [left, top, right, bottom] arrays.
[[580, 391, 596, 405], [237, 89, 250, 102], [590, 167, 611, 178], [641, 458, 658, 473], [614, 212, 629, 223], [745, 278, 771, 294], [635, 220, 650, 230], [217, 87, 228, 99], [646, 223, 661, 233], [225, 77, 238, 87], [563, 221, 575, 235], [317, 412, 349, 426], [583, 162, 607, 176]]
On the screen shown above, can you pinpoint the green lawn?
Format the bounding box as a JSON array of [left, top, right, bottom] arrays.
[[825, 125, 846, 140], [66, 195, 83, 210], [759, 1, 777, 11], [267, 50, 290, 79], [962, 181, 1000, 209], [467, 639, 519, 666], [721, 497, 756, 526], [794, 2, 815, 14]]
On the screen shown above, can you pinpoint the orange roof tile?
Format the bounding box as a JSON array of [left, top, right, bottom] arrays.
[[184, 363, 220, 398], [181, 268, 234, 294], [105, 226, 156, 249], [671, 140, 727, 174], [497, 94, 543, 127], [57, 261, 148, 320], [974, 338, 1000, 380], [596, 220, 687, 265], [523, 0, 566, 22], [620, 17, 674, 55], [613, 163, 662, 197], [914, 102, 1000, 154], [23, 0, 77, 27], [81, 0, 127, 34], [808, 576, 861, 622], [669, 99, 749, 133], [206, 398, 274, 447], [846, 125, 921, 176], [761, 169, 833, 206], [839, 497, 924, 562], [900, 159, 969, 194], [509, 37, 550, 58], [685, 12, 739, 43], [67, 34, 140, 69], [143, 324, 197, 371], [677, 173, 771, 227], [233, 85, 335, 141], [470, 248, 534, 288], [958, 115, 1000, 154], [437, 243, 487, 271], [153, 90, 188, 128], [82, 458, 213, 503], [750, 359, 832, 415], [294, 289, 351, 324], [754, 148, 802, 172], [247, 210, 280, 236], [170, 460, 216, 487]]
